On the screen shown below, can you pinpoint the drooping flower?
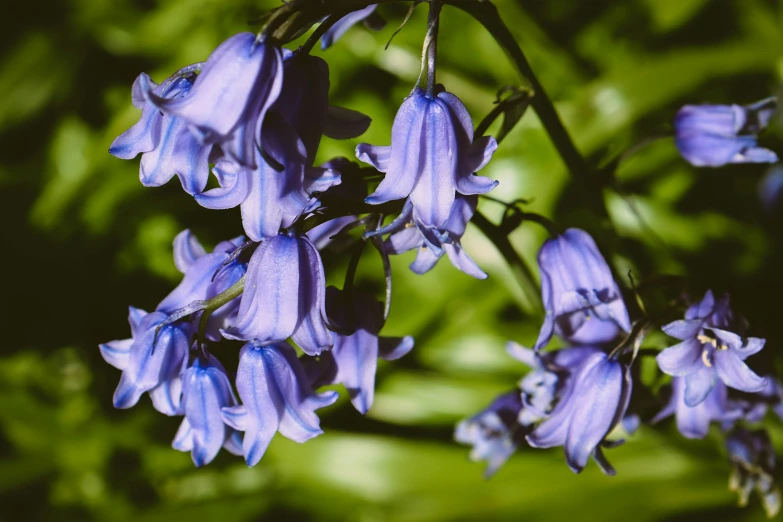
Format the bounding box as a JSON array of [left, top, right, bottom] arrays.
[[143, 33, 283, 169], [526, 351, 632, 475], [221, 342, 338, 466], [726, 428, 781, 517], [110, 73, 212, 195], [173, 352, 243, 467], [743, 377, 783, 423], [320, 5, 386, 50], [652, 377, 744, 439], [356, 87, 498, 229], [674, 97, 778, 167], [454, 391, 524, 478], [306, 215, 357, 250], [656, 290, 767, 407], [383, 196, 487, 279], [534, 228, 631, 351], [223, 232, 332, 355], [305, 287, 414, 414]]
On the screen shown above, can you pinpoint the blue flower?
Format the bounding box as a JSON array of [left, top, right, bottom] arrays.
[[652, 377, 744, 439], [534, 228, 631, 351], [656, 290, 767, 407], [526, 351, 632, 475], [223, 232, 332, 355], [726, 428, 781, 517], [454, 391, 524, 478], [173, 352, 243, 467], [221, 341, 338, 466], [305, 287, 414, 414], [110, 73, 212, 195], [675, 97, 778, 167], [743, 377, 783, 423], [321, 5, 385, 50], [383, 196, 487, 279], [356, 87, 498, 229], [143, 33, 283, 169]]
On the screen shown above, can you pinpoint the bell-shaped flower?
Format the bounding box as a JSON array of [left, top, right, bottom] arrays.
[[725, 428, 781, 518], [526, 351, 632, 475], [195, 115, 341, 241], [656, 290, 767, 407], [143, 33, 283, 169], [110, 73, 212, 195], [675, 97, 778, 167], [534, 228, 631, 351], [356, 87, 498, 229], [321, 5, 385, 50], [173, 352, 243, 467], [306, 215, 356, 250], [221, 341, 338, 466], [652, 377, 744, 439], [384, 196, 487, 279], [223, 232, 332, 355], [743, 377, 783, 423], [99, 307, 190, 414], [305, 287, 414, 414], [454, 391, 524, 478]]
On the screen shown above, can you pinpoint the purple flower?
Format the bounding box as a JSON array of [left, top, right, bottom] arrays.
[[110, 73, 212, 195], [534, 228, 631, 351], [675, 97, 778, 167], [306, 215, 356, 250], [223, 232, 332, 355], [143, 33, 283, 169], [221, 342, 338, 466], [739, 377, 783, 423], [726, 428, 781, 517], [173, 352, 243, 467], [454, 391, 524, 478], [652, 377, 744, 439], [305, 287, 414, 414], [384, 196, 487, 279], [195, 115, 341, 241], [526, 351, 632, 475], [321, 5, 385, 50], [656, 290, 767, 407], [356, 87, 498, 229]]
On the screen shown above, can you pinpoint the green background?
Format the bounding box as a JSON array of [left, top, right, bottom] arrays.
[[2, 0, 783, 520]]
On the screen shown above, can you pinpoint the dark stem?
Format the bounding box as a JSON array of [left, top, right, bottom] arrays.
[[426, 0, 442, 95], [300, 13, 345, 54]]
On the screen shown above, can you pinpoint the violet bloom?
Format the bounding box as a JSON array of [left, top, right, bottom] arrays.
[[143, 33, 283, 169], [675, 97, 778, 167], [173, 352, 243, 467], [526, 351, 632, 475], [656, 290, 767, 407], [384, 196, 487, 279], [321, 5, 385, 50], [221, 342, 338, 466], [743, 378, 783, 423], [223, 232, 332, 355], [454, 391, 524, 478], [196, 114, 341, 241], [110, 73, 212, 195], [307, 215, 356, 250], [652, 377, 744, 439], [726, 428, 781, 517], [534, 228, 631, 351], [306, 287, 414, 414], [356, 87, 498, 229]]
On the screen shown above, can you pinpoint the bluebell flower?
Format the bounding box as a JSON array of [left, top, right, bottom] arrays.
[[143, 33, 283, 169], [223, 232, 332, 355], [173, 352, 243, 467], [356, 87, 498, 229], [726, 428, 781, 517], [526, 351, 632, 475], [759, 165, 783, 213], [675, 97, 778, 167], [221, 341, 338, 466], [321, 5, 385, 50], [657, 290, 767, 407], [110, 73, 212, 195], [195, 114, 341, 241], [383, 196, 487, 279], [454, 391, 524, 478], [652, 377, 744, 439], [742, 377, 783, 423], [305, 287, 414, 414], [534, 228, 631, 351], [306, 215, 356, 250]]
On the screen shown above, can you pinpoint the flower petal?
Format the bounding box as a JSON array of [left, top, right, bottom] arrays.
[[656, 338, 703, 376], [715, 349, 768, 393]]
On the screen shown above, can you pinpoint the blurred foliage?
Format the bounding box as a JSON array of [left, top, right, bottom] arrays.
[[2, 0, 783, 520]]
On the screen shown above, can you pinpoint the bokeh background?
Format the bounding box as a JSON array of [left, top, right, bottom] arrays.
[[2, 0, 783, 520]]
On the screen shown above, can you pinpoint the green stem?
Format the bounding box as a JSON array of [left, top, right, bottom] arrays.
[[197, 276, 246, 341]]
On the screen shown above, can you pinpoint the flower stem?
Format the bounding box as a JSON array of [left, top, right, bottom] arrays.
[[196, 276, 246, 341], [425, 0, 442, 96]]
